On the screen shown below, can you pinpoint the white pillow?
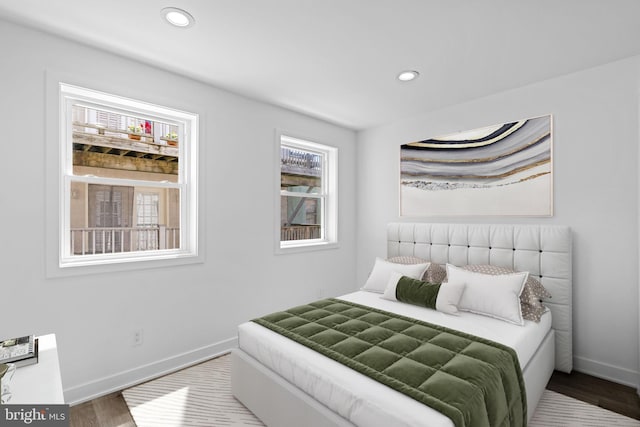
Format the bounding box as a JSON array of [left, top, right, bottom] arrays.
[[447, 264, 528, 325], [381, 271, 404, 301], [362, 258, 429, 293], [435, 281, 466, 315]]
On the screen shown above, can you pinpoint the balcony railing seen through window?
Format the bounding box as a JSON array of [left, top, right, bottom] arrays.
[[70, 226, 180, 255]]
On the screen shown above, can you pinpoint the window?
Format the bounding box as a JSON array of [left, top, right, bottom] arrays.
[[278, 134, 337, 252], [59, 83, 198, 268]]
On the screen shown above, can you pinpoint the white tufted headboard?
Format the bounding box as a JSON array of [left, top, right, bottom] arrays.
[[387, 223, 572, 373]]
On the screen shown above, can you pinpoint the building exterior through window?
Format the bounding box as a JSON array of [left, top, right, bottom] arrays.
[[280, 146, 323, 241], [69, 104, 181, 256]]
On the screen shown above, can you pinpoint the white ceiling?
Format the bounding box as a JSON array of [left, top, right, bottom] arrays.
[[1, 0, 640, 130]]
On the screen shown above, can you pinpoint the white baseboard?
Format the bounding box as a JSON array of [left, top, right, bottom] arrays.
[[64, 336, 238, 406], [573, 355, 639, 389]]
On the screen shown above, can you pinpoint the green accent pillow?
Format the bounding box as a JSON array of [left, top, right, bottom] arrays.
[[395, 276, 441, 309]]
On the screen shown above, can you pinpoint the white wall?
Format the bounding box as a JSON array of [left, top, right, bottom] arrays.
[[0, 19, 357, 403], [356, 57, 640, 387]]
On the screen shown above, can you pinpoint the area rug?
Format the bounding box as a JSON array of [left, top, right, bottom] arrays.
[[123, 354, 640, 427], [530, 390, 639, 427]]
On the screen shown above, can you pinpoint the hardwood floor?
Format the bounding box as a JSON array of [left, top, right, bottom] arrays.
[[547, 370, 640, 421], [70, 392, 136, 427], [69, 370, 640, 427]]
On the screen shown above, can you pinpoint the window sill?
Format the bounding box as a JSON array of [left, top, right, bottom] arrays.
[[47, 251, 203, 278], [276, 240, 339, 255]]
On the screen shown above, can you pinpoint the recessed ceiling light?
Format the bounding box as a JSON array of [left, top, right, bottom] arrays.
[[397, 70, 420, 82], [161, 7, 195, 28]]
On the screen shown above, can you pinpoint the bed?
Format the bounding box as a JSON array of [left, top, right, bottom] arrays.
[[232, 223, 572, 427]]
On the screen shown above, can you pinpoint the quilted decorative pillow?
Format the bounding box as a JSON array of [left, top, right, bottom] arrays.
[[386, 256, 447, 284], [460, 264, 551, 322]]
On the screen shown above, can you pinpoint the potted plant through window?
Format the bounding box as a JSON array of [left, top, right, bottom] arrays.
[[162, 131, 179, 146], [128, 124, 144, 140]]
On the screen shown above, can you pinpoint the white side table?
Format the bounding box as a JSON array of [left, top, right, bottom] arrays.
[[9, 334, 64, 404]]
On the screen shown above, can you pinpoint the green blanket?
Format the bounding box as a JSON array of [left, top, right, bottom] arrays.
[[253, 298, 526, 427]]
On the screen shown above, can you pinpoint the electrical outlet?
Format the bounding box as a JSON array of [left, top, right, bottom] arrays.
[[133, 329, 143, 346]]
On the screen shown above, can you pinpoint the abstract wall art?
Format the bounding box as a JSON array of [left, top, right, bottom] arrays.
[[400, 115, 552, 216]]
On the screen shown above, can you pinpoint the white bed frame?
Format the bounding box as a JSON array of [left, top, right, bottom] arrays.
[[232, 223, 572, 426]]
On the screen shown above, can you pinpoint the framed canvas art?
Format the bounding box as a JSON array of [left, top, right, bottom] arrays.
[[400, 115, 552, 216]]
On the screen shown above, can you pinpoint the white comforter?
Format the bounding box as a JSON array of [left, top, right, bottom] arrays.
[[238, 291, 551, 427]]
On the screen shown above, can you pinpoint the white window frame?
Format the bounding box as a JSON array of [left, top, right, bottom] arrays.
[[276, 132, 338, 253], [58, 83, 199, 269]]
